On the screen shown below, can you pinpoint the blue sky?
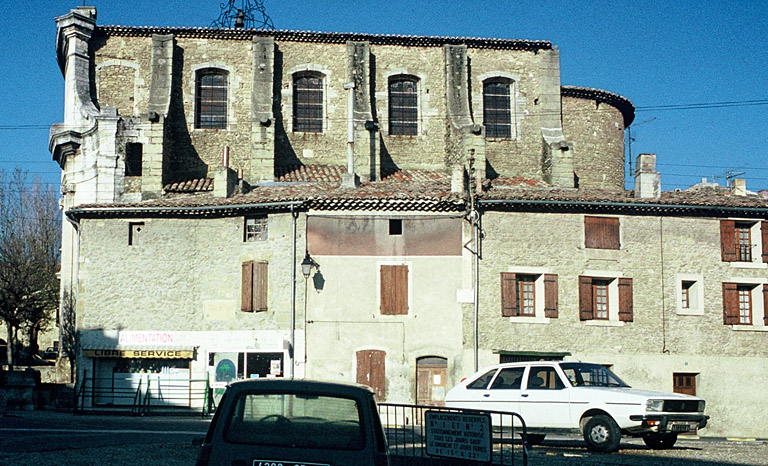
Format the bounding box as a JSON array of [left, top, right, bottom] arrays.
[[1, 0, 766, 193]]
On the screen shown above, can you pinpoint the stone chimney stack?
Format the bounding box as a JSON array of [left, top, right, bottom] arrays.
[[731, 178, 747, 196], [634, 153, 660, 198]]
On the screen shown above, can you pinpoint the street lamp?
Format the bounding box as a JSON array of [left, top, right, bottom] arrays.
[[300, 251, 319, 370]]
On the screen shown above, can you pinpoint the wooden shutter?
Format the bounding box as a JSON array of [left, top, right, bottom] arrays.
[[543, 274, 558, 318], [763, 284, 768, 326], [721, 220, 737, 262], [761, 222, 768, 263], [253, 261, 269, 312], [241, 260, 254, 312], [356, 349, 386, 401], [579, 276, 594, 320], [618, 278, 633, 322], [585, 216, 620, 250], [500, 272, 518, 317], [722, 282, 739, 324], [381, 265, 408, 315]]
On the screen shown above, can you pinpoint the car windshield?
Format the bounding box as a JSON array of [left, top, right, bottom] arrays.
[[223, 391, 365, 450], [559, 362, 629, 387]]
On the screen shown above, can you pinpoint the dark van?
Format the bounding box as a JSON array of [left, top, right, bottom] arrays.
[[196, 379, 390, 466]]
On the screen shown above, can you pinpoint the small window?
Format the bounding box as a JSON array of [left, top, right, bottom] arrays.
[[483, 80, 512, 138], [579, 276, 633, 323], [518, 275, 536, 317], [195, 69, 228, 129], [388, 219, 403, 236], [388, 76, 418, 136], [585, 216, 620, 250], [735, 222, 752, 261], [500, 272, 558, 319], [128, 222, 144, 246], [245, 216, 268, 242], [380, 265, 408, 315], [681, 281, 693, 309], [673, 373, 697, 396], [125, 143, 142, 177], [293, 74, 323, 133], [593, 280, 610, 320], [738, 285, 753, 324], [241, 261, 268, 312]]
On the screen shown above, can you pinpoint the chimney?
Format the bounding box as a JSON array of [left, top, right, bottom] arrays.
[[731, 178, 747, 196], [634, 153, 660, 198], [758, 190, 768, 199], [451, 164, 466, 196]]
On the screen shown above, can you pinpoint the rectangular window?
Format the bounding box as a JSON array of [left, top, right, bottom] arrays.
[[735, 222, 752, 261], [125, 143, 142, 177], [738, 285, 752, 324], [519, 275, 536, 317], [241, 260, 268, 312], [721, 220, 768, 263], [357, 349, 386, 401], [244, 216, 268, 242], [593, 280, 609, 320], [483, 80, 512, 138], [500, 272, 558, 319], [293, 75, 323, 133], [389, 219, 403, 236], [722, 282, 766, 327], [673, 373, 697, 396], [584, 216, 620, 250], [380, 265, 408, 315], [388, 77, 418, 136], [128, 222, 144, 246], [195, 69, 228, 129], [681, 281, 693, 309], [579, 276, 633, 322]]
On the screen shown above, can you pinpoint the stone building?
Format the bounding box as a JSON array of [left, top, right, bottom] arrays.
[[49, 6, 766, 437]]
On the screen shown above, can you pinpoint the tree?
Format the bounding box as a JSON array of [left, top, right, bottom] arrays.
[[0, 169, 61, 368]]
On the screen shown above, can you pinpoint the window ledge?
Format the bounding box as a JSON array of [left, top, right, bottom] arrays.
[[729, 261, 767, 270], [731, 325, 768, 332], [676, 309, 704, 316], [508, 316, 550, 324], [585, 320, 625, 328]]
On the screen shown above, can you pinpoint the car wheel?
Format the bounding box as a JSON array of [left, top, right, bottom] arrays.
[[643, 433, 677, 450], [526, 434, 546, 446], [583, 415, 621, 452]]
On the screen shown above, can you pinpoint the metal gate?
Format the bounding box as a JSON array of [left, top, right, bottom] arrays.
[[379, 403, 528, 466]]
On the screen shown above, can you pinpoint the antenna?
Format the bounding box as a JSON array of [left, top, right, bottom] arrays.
[[626, 117, 657, 176], [211, 0, 275, 29]]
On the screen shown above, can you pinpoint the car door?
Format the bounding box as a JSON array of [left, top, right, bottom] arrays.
[[519, 365, 571, 428], [481, 367, 525, 423]]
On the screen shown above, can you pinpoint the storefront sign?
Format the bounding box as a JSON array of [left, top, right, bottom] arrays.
[[83, 349, 193, 359], [118, 331, 176, 345]]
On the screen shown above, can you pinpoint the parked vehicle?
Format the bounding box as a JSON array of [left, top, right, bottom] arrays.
[[195, 379, 390, 466], [445, 361, 708, 452]]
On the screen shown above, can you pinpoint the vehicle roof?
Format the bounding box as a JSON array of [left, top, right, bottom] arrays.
[[226, 378, 376, 397]]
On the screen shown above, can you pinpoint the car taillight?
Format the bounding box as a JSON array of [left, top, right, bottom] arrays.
[[375, 453, 390, 466], [194, 444, 211, 466], [460, 377, 466, 383]]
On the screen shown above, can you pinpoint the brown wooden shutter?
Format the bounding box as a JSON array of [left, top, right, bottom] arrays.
[[722, 282, 739, 325], [356, 349, 386, 401], [721, 220, 737, 262], [543, 274, 558, 318], [618, 278, 633, 322], [241, 260, 254, 312], [763, 284, 768, 326], [761, 222, 768, 263], [500, 272, 518, 317], [381, 265, 408, 315], [585, 216, 619, 250], [253, 261, 269, 312], [579, 276, 593, 320]]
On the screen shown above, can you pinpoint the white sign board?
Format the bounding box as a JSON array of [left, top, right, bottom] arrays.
[[425, 411, 492, 462]]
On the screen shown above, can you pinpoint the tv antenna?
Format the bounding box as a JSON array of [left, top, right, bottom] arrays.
[[211, 0, 275, 29]]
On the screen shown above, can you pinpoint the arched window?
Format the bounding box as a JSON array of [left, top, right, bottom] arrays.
[[195, 69, 228, 129], [483, 79, 512, 138], [293, 73, 324, 133], [388, 76, 418, 135]]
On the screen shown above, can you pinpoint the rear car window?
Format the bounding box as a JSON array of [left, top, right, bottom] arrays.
[[223, 392, 365, 450]]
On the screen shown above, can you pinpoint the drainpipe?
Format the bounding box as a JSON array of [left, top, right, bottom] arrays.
[[290, 204, 297, 379], [341, 82, 359, 188]]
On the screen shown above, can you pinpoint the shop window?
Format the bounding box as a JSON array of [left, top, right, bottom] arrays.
[[293, 73, 324, 133], [380, 264, 408, 315], [388, 75, 419, 135], [585, 216, 620, 250], [483, 79, 512, 138], [357, 349, 386, 401], [195, 68, 228, 129], [500, 272, 558, 319], [242, 260, 268, 312], [673, 373, 697, 396], [244, 216, 268, 242], [579, 276, 633, 323]]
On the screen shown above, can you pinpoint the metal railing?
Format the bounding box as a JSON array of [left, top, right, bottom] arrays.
[[379, 403, 528, 466], [76, 370, 214, 415]]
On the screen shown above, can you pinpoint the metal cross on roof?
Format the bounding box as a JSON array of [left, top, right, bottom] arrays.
[[210, 0, 275, 29]]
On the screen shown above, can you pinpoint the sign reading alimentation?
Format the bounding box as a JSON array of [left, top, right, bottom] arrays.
[[424, 411, 492, 462]]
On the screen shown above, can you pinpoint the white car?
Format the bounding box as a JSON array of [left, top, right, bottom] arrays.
[[445, 361, 708, 452]]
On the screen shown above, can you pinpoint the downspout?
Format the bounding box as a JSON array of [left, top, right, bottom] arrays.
[[660, 217, 669, 354], [290, 204, 297, 379]]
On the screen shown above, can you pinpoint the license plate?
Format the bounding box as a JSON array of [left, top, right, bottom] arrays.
[[670, 422, 696, 432], [252, 461, 330, 466]]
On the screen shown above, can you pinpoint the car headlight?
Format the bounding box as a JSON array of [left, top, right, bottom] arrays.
[[646, 399, 664, 412], [698, 400, 705, 412]]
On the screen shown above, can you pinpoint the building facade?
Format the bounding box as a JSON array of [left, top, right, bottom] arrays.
[[49, 6, 766, 436]]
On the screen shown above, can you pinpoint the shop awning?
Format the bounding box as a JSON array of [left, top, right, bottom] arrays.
[[83, 347, 194, 359]]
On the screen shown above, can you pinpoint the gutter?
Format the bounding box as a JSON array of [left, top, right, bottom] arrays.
[[478, 199, 768, 215], [65, 200, 306, 220]]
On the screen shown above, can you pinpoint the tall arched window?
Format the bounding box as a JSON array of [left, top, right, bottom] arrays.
[[483, 79, 512, 138], [388, 76, 418, 135], [293, 73, 324, 133], [195, 69, 228, 129]]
